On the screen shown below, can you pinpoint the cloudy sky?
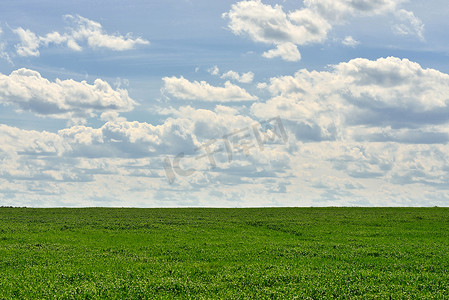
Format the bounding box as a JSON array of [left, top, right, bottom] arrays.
[[1, 0, 449, 207]]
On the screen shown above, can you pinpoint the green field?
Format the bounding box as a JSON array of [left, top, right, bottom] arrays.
[[0, 207, 448, 299]]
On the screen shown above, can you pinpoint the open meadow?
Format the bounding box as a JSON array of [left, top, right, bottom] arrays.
[[0, 207, 448, 298]]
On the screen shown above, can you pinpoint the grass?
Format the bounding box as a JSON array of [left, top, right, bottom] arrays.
[[0, 207, 448, 299]]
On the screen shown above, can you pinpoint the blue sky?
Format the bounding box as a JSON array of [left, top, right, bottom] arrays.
[[1, 0, 449, 207]]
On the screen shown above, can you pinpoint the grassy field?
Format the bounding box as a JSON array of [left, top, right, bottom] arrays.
[[0, 207, 448, 299]]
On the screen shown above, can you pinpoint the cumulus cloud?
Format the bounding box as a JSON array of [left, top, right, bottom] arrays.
[[59, 106, 268, 162], [160, 105, 257, 140], [0, 125, 84, 184], [45, 105, 278, 155], [59, 120, 197, 158], [341, 36, 360, 47], [209, 66, 254, 83], [3, 100, 449, 206], [0, 106, 284, 187], [64, 15, 149, 51], [0, 27, 12, 63], [392, 9, 425, 40], [220, 70, 254, 83], [319, 141, 449, 189], [0, 68, 136, 124], [0, 118, 192, 185], [223, 1, 330, 45], [223, 0, 424, 61], [334, 57, 449, 113], [0, 101, 296, 206], [262, 42, 301, 61], [13, 14, 149, 56], [13, 27, 40, 56], [162, 76, 257, 102], [208, 65, 220, 76], [223, 0, 330, 61], [252, 57, 449, 142], [0, 105, 262, 161], [0, 124, 68, 156]]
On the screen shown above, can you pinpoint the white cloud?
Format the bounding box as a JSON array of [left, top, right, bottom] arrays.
[[100, 111, 127, 122], [252, 57, 449, 142], [262, 42, 301, 61], [208, 65, 220, 76], [220, 70, 254, 83], [257, 82, 267, 89], [161, 105, 257, 140], [0, 68, 136, 124], [59, 119, 198, 157], [0, 104, 296, 206], [3, 100, 449, 206], [209, 66, 255, 83], [224, 0, 423, 61], [0, 28, 12, 63], [6, 105, 256, 160], [334, 57, 449, 112], [0, 3, 445, 207], [392, 9, 425, 40], [13, 15, 149, 56], [342, 36, 360, 47], [223, 0, 330, 52], [65, 15, 149, 51], [13, 27, 40, 56], [0, 124, 68, 156], [40, 31, 67, 46], [162, 76, 257, 102], [264, 56, 449, 114]]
